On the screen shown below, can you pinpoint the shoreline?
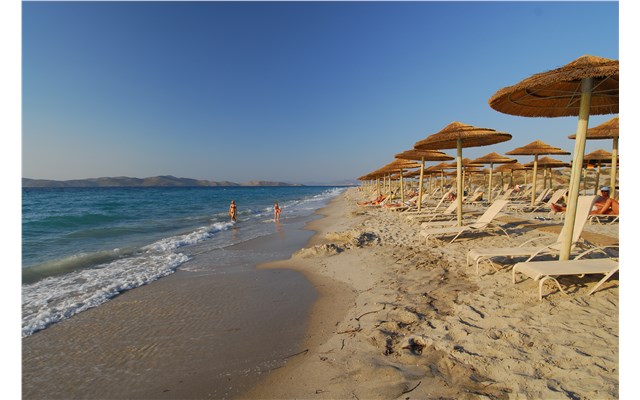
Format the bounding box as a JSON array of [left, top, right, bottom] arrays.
[[243, 187, 619, 399], [21, 187, 619, 399], [22, 207, 332, 399]]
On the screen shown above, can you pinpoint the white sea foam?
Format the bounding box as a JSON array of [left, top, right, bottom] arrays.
[[22, 251, 189, 337], [143, 221, 234, 252], [21, 187, 345, 337], [21, 220, 236, 337]]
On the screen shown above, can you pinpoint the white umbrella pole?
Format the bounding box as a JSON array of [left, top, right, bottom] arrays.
[[531, 154, 539, 207], [595, 161, 601, 193], [377, 177, 380, 196], [610, 137, 618, 198], [418, 157, 425, 211], [456, 139, 463, 226], [560, 78, 593, 260], [384, 174, 389, 197], [463, 169, 467, 195], [488, 163, 494, 203], [400, 168, 405, 204]]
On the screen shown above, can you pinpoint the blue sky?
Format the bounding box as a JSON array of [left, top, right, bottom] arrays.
[[21, 1, 619, 184]]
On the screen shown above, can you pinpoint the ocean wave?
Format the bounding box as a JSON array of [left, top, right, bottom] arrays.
[[143, 221, 234, 252], [22, 251, 189, 337], [22, 248, 133, 285]]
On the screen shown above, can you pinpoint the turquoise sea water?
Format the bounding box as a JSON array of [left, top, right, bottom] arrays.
[[22, 186, 345, 337]]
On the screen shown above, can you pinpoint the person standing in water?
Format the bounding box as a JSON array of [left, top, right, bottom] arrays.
[[273, 201, 282, 222], [229, 200, 237, 222]]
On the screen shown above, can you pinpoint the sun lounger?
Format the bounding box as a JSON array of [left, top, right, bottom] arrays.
[[467, 195, 596, 274], [512, 246, 619, 300], [420, 200, 510, 244], [508, 188, 567, 214], [399, 190, 453, 215], [506, 188, 552, 211], [383, 195, 420, 211], [496, 188, 514, 201], [396, 191, 450, 215], [404, 199, 458, 222], [464, 191, 485, 205], [588, 214, 619, 225]]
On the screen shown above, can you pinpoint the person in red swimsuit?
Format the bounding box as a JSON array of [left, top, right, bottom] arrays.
[[274, 201, 282, 222]]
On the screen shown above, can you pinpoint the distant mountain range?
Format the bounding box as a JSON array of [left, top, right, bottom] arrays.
[[22, 176, 305, 188]]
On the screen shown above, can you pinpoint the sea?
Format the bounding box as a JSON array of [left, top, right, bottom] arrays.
[[22, 185, 346, 338]]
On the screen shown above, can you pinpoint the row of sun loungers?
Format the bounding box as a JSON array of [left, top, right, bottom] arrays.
[[361, 187, 619, 301]]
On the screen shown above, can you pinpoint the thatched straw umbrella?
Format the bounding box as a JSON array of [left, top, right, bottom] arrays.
[[426, 161, 455, 193], [414, 122, 512, 226], [470, 152, 517, 202], [583, 149, 617, 193], [494, 162, 528, 187], [525, 156, 570, 190], [394, 149, 453, 211], [506, 140, 570, 207], [378, 159, 421, 203], [363, 169, 387, 196], [489, 54, 618, 260], [569, 116, 619, 197]]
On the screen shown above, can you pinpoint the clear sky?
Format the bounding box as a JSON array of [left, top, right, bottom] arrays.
[[22, 1, 618, 184]]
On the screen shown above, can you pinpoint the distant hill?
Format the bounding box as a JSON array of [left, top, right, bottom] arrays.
[[22, 176, 303, 188]]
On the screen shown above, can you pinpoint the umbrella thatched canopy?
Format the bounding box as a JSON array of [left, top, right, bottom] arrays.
[[583, 149, 617, 192], [426, 161, 455, 172], [528, 156, 570, 169], [379, 160, 421, 203], [569, 116, 619, 197], [506, 140, 570, 206], [472, 152, 517, 165], [394, 149, 452, 162], [424, 161, 455, 192], [584, 149, 614, 163], [526, 156, 570, 189], [489, 55, 618, 117], [414, 122, 512, 225], [569, 116, 619, 140], [395, 149, 454, 210], [489, 54, 619, 261], [494, 162, 529, 187], [506, 140, 570, 156], [444, 158, 484, 168], [470, 152, 517, 202]]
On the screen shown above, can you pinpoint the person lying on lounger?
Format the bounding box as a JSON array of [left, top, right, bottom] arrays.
[[357, 194, 386, 206]]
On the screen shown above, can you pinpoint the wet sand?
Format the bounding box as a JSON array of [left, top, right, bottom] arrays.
[[22, 215, 335, 399]]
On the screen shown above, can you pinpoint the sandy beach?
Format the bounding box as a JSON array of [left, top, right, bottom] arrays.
[[22, 187, 619, 399], [245, 188, 619, 399]]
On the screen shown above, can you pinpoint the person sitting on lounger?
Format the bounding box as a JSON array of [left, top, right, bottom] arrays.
[[591, 186, 619, 215], [550, 186, 618, 215]]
